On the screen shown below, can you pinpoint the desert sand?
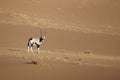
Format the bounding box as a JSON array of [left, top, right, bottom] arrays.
[[0, 0, 120, 80]]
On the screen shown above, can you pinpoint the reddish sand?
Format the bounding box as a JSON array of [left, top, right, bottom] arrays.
[[0, 0, 120, 80], [0, 24, 120, 80]]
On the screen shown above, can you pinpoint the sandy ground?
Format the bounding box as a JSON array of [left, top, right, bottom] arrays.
[[0, 47, 120, 80], [0, 24, 120, 80], [0, 0, 120, 80]]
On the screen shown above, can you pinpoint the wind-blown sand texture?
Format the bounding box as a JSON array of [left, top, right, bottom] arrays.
[[0, 0, 120, 80]]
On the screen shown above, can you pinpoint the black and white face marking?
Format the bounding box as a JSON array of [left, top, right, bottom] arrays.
[[40, 37, 43, 42], [40, 36, 45, 42]]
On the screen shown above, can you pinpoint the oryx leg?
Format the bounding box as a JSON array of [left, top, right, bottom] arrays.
[[37, 45, 40, 53], [28, 42, 33, 53], [29, 43, 33, 53], [30, 46, 33, 53], [28, 42, 31, 53]]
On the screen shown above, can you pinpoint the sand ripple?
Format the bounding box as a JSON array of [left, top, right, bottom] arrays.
[[0, 48, 120, 68], [0, 10, 120, 36]]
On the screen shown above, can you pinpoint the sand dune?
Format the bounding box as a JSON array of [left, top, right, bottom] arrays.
[[0, 0, 120, 80]]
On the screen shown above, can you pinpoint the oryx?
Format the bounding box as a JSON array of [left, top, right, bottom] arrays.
[[27, 28, 46, 53]]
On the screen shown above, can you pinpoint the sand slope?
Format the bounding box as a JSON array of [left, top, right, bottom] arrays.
[[0, 24, 120, 80], [0, 48, 120, 80], [0, 0, 120, 80]]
